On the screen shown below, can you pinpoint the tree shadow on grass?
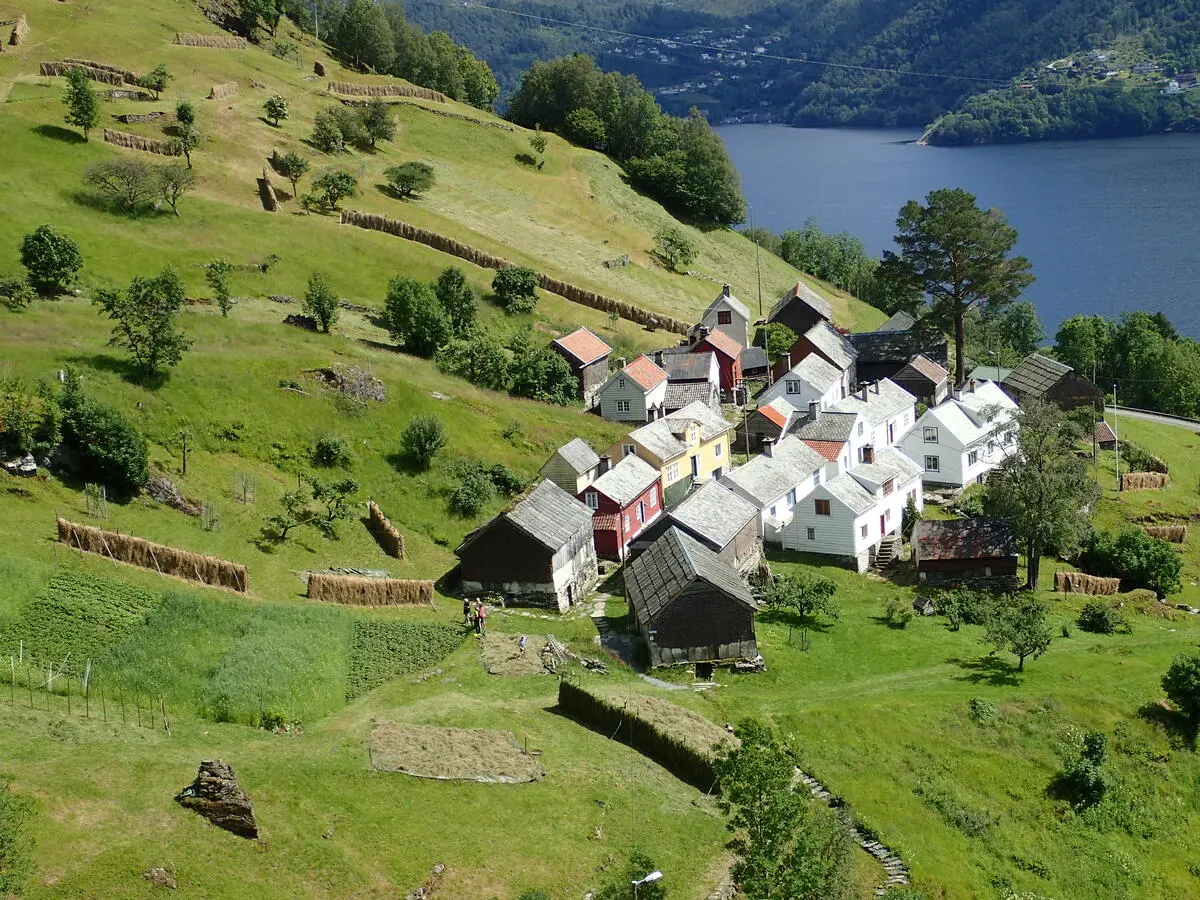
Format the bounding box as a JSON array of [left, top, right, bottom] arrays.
[[1137, 700, 1196, 749], [384, 450, 429, 476], [33, 124, 86, 144], [66, 190, 166, 221], [758, 609, 838, 634], [947, 654, 1021, 687], [514, 152, 537, 168]]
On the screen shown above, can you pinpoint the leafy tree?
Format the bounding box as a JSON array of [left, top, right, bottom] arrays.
[[384, 161, 435, 198], [275, 151, 310, 198], [0, 275, 36, 310], [1053, 314, 1113, 385], [312, 170, 358, 210], [1077, 527, 1182, 598], [984, 595, 1053, 671], [762, 574, 838, 625], [84, 159, 161, 211], [877, 188, 1034, 386], [158, 164, 195, 215], [713, 718, 855, 900], [936, 588, 991, 632], [383, 276, 448, 357], [311, 108, 346, 153], [19, 224, 82, 296], [984, 399, 1100, 589], [206, 258, 234, 317], [63, 66, 100, 139], [434, 329, 510, 392], [457, 50, 500, 110], [0, 377, 61, 457], [93, 266, 191, 380], [175, 101, 195, 127], [1162, 653, 1200, 741], [593, 850, 666, 900], [779, 219, 873, 292], [328, 105, 369, 149], [137, 63, 172, 101], [434, 267, 476, 336], [307, 475, 361, 538], [263, 94, 289, 126], [448, 458, 495, 517], [492, 266, 539, 314], [59, 378, 150, 496], [303, 271, 339, 333], [1077, 601, 1126, 635], [564, 107, 607, 149], [653, 226, 697, 272], [0, 773, 35, 897], [901, 494, 922, 542], [529, 125, 548, 169], [263, 487, 316, 542], [740, 225, 783, 257], [764, 323, 798, 362], [172, 124, 202, 168], [332, 0, 395, 73], [360, 100, 396, 147], [400, 415, 446, 471], [508, 335, 577, 405]]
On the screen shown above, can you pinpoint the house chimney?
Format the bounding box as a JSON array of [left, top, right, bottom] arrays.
[[809, 400, 819, 420], [863, 445, 874, 464], [859, 385, 868, 401], [968, 378, 978, 393], [598, 455, 611, 475], [654, 349, 664, 368], [722, 283, 731, 298], [762, 437, 775, 458], [952, 386, 962, 401], [871, 381, 880, 394], [616, 356, 627, 369]]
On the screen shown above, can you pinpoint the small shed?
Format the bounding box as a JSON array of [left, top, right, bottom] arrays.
[[912, 518, 1019, 591], [1001, 353, 1103, 411], [539, 438, 600, 495], [1094, 420, 1117, 450], [893, 354, 951, 406], [552, 327, 612, 406], [456, 480, 598, 611], [625, 527, 759, 668]]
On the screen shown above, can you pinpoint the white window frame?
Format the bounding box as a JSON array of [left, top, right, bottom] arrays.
[[812, 471, 820, 486], [616, 399, 631, 413], [787, 488, 797, 506], [622, 444, 636, 457], [925, 455, 940, 472], [968, 450, 979, 466], [786, 380, 802, 395], [806, 527, 815, 541], [584, 492, 599, 510], [860, 524, 869, 538], [637, 501, 645, 524], [666, 462, 680, 482], [857, 422, 865, 436], [714, 443, 722, 458], [923, 426, 939, 443]]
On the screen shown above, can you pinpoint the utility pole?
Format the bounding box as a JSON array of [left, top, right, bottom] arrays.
[[1113, 383, 1120, 492], [749, 203, 763, 317]]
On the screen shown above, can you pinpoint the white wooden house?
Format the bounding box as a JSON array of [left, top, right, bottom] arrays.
[[720, 436, 827, 546], [898, 380, 1018, 488], [756, 352, 843, 412]]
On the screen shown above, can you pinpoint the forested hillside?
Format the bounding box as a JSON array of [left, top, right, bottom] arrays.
[[405, 0, 1200, 130]]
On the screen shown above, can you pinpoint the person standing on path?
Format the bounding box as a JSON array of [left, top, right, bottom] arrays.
[[463, 597, 472, 628], [476, 600, 488, 637]]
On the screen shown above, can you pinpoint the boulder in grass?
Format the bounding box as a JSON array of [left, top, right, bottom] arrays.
[[175, 759, 258, 839], [1, 453, 37, 477]]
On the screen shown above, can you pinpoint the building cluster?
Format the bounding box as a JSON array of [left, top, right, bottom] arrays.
[[454, 282, 1104, 674]]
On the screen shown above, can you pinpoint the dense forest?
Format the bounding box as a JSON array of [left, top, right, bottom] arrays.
[[402, 0, 1200, 134]]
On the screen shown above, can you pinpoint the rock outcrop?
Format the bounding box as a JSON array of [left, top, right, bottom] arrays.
[[175, 760, 258, 839]]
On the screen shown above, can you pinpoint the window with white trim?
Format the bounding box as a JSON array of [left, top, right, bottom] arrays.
[[622, 444, 636, 456], [637, 501, 645, 523], [584, 492, 599, 510], [812, 471, 820, 486], [968, 450, 979, 466], [923, 426, 939, 443], [860, 524, 868, 538], [666, 462, 680, 482], [714, 443, 722, 458], [618, 378, 626, 389], [623, 514, 630, 531], [616, 399, 631, 413], [787, 488, 797, 506], [925, 455, 940, 472], [806, 527, 815, 541], [857, 422, 865, 436], [648, 491, 657, 509], [786, 380, 802, 395]]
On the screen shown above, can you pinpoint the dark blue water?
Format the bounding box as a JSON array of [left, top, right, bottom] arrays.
[[717, 125, 1200, 337]]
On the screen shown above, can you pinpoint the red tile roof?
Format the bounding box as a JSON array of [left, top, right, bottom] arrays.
[[803, 439, 845, 462], [623, 355, 669, 391], [759, 404, 790, 428], [592, 513, 620, 531], [697, 328, 743, 361], [1095, 421, 1117, 444], [553, 327, 612, 366]]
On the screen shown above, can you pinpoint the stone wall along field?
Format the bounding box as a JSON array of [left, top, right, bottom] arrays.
[[64, 57, 137, 84], [339, 210, 691, 335], [57, 517, 249, 591], [207, 81, 238, 101], [41, 61, 124, 85], [557, 679, 734, 791], [306, 573, 433, 607], [367, 500, 405, 559], [327, 80, 446, 102], [175, 33, 247, 49], [103, 128, 180, 156], [1055, 571, 1121, 595], [114, 111, 165, 124], [9, 14, 29, 46], [1144, 524, 1188, 543], [1122, 472, 1171, 491], [257, 168, 278, 211]]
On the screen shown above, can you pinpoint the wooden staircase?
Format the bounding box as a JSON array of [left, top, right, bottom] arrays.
[[874, 535, 901, 568]]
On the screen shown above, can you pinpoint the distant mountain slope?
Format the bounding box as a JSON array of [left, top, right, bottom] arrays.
[[405, 0, 1200, 129]]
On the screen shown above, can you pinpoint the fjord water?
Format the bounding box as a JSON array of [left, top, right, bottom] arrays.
[[717, 125, 1200, 336]]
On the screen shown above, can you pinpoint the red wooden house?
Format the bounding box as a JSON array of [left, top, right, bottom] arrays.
[[689, 326, 743, 396], [579, 454, 664, 560]]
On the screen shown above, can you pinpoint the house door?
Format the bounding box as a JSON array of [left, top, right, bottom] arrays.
[[690, 455, 699, 477], [887, 423, 895, 443], [880, 514, 887, 536]]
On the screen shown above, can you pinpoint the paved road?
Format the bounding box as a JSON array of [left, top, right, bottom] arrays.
[[1111, 406, 1200, 430]]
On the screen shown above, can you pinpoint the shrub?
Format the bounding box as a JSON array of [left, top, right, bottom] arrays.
[[383, 276, 448, 357], [19, 224, 82, 296], [517, 891, 551, 900], [1119, 440, 1167, 474], [312, 435, 352, 468], [400, 415, 446, 471], [1078, 601, 1126, 635], [1162, 653, 1200, 738], [303, 271, 339, 333], [764, 322, 798, 362], [489, 463, 524, 496], [383, 161, 435, 199], [938, 587, 991, 631], [492, 266, 539, 314], [507, 338, 578, 405], [881, 595, 914, 628], [311, 170, 358, 210], [653, 225, 697, 272], [953, 483, 987, 518], [59, 383, 150, 496], [0, 274, 35, 309], [901, 493, 922, 541], [1055, 728, 1110, 809], [1078, 527, 1182, 598], [175, 100, 195, 127], [967, 697, 999, 724], [0, 377, 61, 457], [311, 108, 346, 152], [263, 94, 289, 126], [206, 258, 234, 317], [448, 459, 495, 516], [564, 107, 606, 149]]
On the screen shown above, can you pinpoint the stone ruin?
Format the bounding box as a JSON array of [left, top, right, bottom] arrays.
[[309, 363, 386, 403], [175, 759, 258, 839]]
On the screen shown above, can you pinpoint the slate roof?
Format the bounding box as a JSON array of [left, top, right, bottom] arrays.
[[850, 329, 949, 366], [768, 281, 833, 324], [849, 448, 922, 489], [741, 346, 769, 372], [505, 480, 595, 550], [791, 353, 842, 393], [625, 401, 733, 460], [668, 481, 758, 549], [1002, 353, 1072, 399], [830, 379, 915, 426], [665, 381, 718, 411], [821, 473, 877, 515], [619, 355, 669, 392], [662, 351, 715, 382], [794, 411, 858, 443], [669, 401, 734, 441], [877, 311, 916, 332], [552, 327, 611, 367], [900, 354, 949, 385], [552, 438, 599, 475], [625, 527, 755, 630], [697, 328, 743, 361], [913, 518, 1018, 563], [704, 289, 751, 322], [589, 454, 660, 508], [805, 321, 856, 371]]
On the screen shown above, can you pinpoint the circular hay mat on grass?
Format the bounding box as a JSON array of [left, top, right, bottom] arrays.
[[480, 633, 554, 676], [369, 723, 546, 783]]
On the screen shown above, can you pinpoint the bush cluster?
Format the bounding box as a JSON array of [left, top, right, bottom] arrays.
[[1077, 527, 1182, 598], [1077, 601, 1128, 635], [311, 102, 396, 153], [447, 458, 525, 517]]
